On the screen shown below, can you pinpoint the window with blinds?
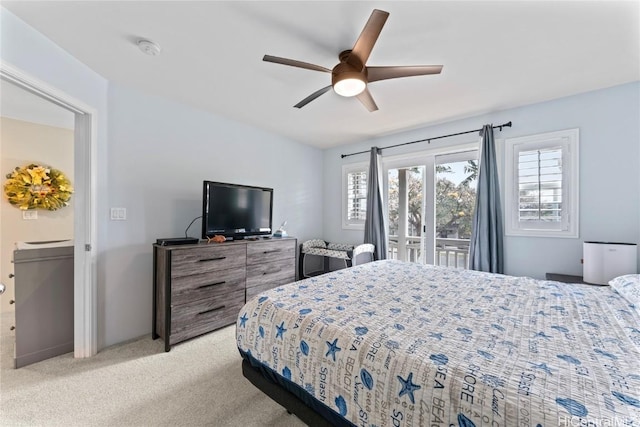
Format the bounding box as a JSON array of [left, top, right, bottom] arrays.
[[504, 129, 579, 238], [342, 163, 368, 229], [518, 147, 563, 223], [347, 170, 367, 222]]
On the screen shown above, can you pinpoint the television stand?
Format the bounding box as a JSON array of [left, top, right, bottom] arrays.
[[152, 237, 297, 351]]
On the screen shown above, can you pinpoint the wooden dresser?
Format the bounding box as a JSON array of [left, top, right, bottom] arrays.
[[246, 240, 297, 300], [153, 237, 296, 351]]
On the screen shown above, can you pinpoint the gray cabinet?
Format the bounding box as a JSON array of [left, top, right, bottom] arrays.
[[153, 237, 296, 351], [13, 245, 74, 368]]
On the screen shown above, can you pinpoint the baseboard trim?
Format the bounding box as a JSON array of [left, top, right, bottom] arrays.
[[15, 341, 73, 369]]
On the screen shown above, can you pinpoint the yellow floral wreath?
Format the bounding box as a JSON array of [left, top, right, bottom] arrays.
[[3, 164, 74, 211]]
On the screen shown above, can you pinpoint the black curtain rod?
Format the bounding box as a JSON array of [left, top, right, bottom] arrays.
[[340, 121, 512, 158]]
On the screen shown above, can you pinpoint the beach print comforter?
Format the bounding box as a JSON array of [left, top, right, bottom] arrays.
[[236, 260, 640, 426]]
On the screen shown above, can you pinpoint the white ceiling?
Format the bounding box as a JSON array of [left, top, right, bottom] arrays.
[[3, 1, 639, 149]]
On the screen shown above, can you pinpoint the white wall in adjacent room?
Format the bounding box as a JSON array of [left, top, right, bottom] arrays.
[[0, 117, 75, 314]]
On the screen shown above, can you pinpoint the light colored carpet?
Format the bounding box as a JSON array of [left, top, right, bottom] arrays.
[[0, 323, 306, 427]]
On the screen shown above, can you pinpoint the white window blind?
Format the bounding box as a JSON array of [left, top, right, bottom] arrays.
[[342, 163, 368, 230], [518, 147, 563, 223], [347, 170, 367, 222], [504, 128, 579, 238]]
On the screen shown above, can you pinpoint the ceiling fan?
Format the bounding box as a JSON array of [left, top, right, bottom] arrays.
[[263, 9, 443, 112]]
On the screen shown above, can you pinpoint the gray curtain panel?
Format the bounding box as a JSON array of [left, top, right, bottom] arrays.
[[469, 125, 504, 273], [364, 147, 388, 260]]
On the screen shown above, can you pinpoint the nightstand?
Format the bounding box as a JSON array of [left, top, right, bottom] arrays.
[[545, 273, 588, 284]]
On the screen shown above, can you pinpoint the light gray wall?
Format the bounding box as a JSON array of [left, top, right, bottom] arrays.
[[103, 83, 323, 348], [2, 9, 323, 349], [323, 82, 640, 279]]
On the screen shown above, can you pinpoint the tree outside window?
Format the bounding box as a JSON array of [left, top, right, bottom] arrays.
[[435, 161, 477, 240], [387, 161, 477, 240]]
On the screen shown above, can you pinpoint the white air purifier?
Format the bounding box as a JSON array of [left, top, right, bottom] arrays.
[[583, 241, 637, 285]]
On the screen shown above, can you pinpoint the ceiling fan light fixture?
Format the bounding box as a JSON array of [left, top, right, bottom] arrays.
[[333, 74, 366, 97], [263, 9, 441, 110]]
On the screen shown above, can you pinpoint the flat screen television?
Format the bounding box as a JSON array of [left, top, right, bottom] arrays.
[[202, 181, 273, 240]]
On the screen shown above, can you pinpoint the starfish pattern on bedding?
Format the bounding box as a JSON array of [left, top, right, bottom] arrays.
[[239, 313, 248, 328], [325, 338, 341, 361], [397, 372, 421, 404], [275, 321, 287, 339]]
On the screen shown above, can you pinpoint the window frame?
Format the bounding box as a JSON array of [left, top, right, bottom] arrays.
[[342, 162, 368, 230], [504, 128, 579, 238]]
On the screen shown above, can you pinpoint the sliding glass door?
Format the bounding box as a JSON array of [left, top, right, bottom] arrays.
[[387, 165, 426, 263], [383, 147, 478, 267], [434, 151, 478, 268]]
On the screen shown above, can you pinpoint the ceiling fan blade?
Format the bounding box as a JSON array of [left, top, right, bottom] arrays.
[[356, 87, 378, 112], [367, 65, 443, 83], [351, 9, 389, 68], [263, 55, 331, 73], [294, 85, 333, 108]]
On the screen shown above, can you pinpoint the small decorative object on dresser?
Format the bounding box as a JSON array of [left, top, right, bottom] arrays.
[[273, 220, 288, 238], [152, 237, 296, 351]]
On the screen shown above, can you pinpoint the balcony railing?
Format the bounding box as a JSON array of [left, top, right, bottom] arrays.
[[388, 236, 422, 263], [435, 238, 470, 269], [388, 236, 470, 269]]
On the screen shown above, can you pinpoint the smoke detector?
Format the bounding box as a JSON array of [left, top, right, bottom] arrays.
[[137, 39, 161, 56]]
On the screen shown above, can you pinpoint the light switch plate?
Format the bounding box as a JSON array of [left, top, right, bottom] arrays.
[[110, 207, 127, 220], [22, 210, 38, 220]]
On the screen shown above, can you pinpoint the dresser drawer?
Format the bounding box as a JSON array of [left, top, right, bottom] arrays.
[[154, 239, 296, 351], [171, 245, 246, 277], [171, 268, 246, 306], [170, 289, 245, 344], [246, 257, 296, 290], [247, 240, 295, 264]]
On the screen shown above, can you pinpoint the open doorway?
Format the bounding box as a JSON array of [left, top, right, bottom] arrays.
[[0, 64, 97, 363], [0, 79, 75, 367]]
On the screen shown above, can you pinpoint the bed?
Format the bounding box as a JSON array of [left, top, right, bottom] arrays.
[[236, 260, 640, 426]]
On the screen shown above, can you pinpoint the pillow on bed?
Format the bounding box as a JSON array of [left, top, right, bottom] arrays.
[[609, 274, 640, 312]]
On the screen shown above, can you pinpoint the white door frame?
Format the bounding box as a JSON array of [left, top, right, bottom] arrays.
[[1, 62, 98, 358], [383, 153, 432, 264]]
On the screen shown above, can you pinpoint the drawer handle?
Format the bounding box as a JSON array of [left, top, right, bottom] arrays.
[[263, 268, 281, 275], [263, 250, 280, 254], [198, 305, 226, 316], [199, 256, 226, 262], [197, 281, 226, 289]]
